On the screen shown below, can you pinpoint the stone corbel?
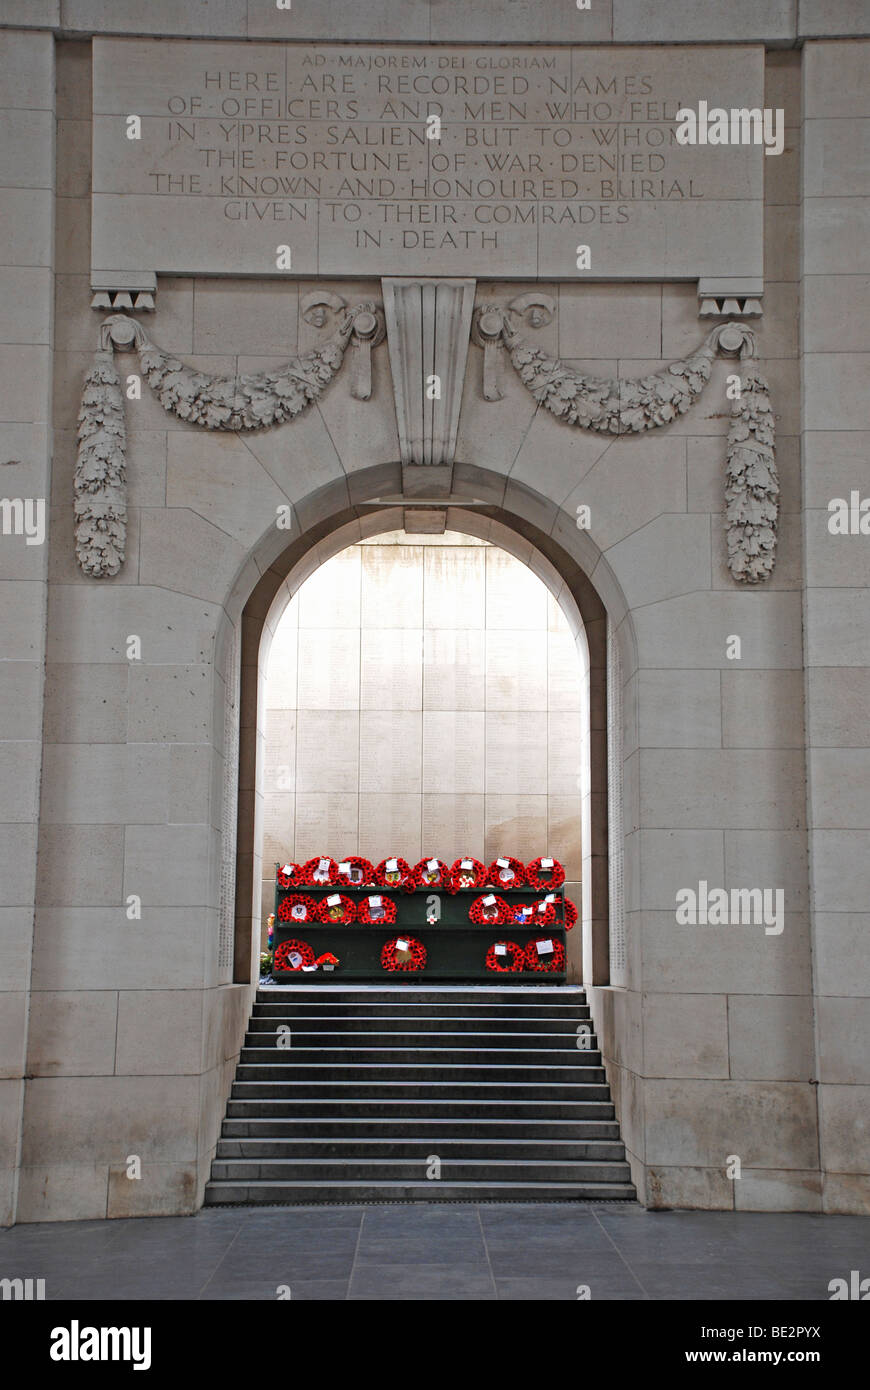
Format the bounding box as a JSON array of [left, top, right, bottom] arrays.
[[698, 278, 763, 319], [91, 271, 157, 313]]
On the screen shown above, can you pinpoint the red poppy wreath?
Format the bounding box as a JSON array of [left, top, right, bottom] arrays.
[[450, 856, 487, 890], [525, 856, 566, 891], [316, 892, 357, 925], [273, 938, 316, 972], [277, 893, 317, 924], [485, 940, 526, 973], [563, 897, 578, 931], [469, 893, 510, 925], [486, 856, 526, 889], [524, 936, 566, 972], [298, 856, 339, 886], [411, 857, 450, 890], [356, 893, 397, 925], [276, 862, 301, 889], [380, 936, 427, 972], [528, 898, 557, 926], [506, 901, 539, 928], [374, 857, 414, 891], [336, 855, 376, 888]]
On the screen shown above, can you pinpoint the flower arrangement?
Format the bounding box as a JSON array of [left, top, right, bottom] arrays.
[[380, 936, 426, 972], [316, 892, 357, 925], [411, 857, 451, 890], [485, 940, 525, 972], [524, 936, 566, 972], [277, 893, 317, 924], [298, 856, 339, 886], [469, 893, 510, 925], [449, 856, 487, 890], [273, 938, 316, 972], [276, 862, 301, 889], [356, 893, 397, 925], [336, 856, 376, 888], [374, 856, 414, 891], [524, 856, 565, 891], [315, 952, 339, 972], [486, 856, 526, 888]]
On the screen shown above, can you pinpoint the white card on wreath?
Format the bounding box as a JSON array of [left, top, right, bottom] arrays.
[[536, 938, 554, 955]]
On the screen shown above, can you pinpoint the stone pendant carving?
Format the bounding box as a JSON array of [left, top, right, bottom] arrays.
[[75, 303, 383, 577], [474, 306, 777, 585]]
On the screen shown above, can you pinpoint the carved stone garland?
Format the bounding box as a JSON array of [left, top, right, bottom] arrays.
[[75, 302, 384, 578], [473, 306, 777, 584]]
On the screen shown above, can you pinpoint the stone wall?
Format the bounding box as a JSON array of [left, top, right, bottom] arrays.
[[800, 39, 870, 1215], [0, 2, 867, 1222]]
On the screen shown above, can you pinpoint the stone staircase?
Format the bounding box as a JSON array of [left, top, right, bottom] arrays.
[[204, 985, 637, 1204]]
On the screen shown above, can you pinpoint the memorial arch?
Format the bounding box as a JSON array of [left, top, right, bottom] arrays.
[[227, 476, 636, 998]]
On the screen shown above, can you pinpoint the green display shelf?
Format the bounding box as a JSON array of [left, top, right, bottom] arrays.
[[268, 874, 571, 983]]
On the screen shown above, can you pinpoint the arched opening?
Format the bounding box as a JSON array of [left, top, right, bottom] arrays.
[[256, 525, 588, 978], [226, 472, 634, 995]]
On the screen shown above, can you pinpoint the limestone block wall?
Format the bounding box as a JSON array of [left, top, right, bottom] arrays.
[[0, 5, 866, 1222], [0, 28, 55, 1229], [260, 531, 585, 964], [801, 39, 870, 1215]]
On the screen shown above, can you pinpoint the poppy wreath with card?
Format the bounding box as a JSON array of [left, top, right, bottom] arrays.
[[528, 899, 557, 927], [449, 857, 487, 890], [485, 940, 526, 973], [486, 856, 526, 889], [563, 897, 578, 931], [336, 855, 376, 889], [276, 863, 301, 889], [411, 857, 450, 890], [374, 857, 414, 891], [380, 936, 427, 972], [299, 856, 339, 887], [273, 938, 316, 972], [468, 893, 510, 926], [316, 893, 357, 925], [524, 936, 566, 972], [524, 856, 566, 891], [277, 893, 317, 924], [356, 893, 398, 926]]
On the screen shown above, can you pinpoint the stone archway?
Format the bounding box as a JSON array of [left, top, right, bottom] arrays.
[[227, 464, 637, 999]]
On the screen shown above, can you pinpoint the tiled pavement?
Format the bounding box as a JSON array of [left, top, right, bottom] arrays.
[[2, 1204, 868, 1300]]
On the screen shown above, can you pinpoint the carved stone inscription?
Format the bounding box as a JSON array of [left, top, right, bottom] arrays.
[[93, 40, 763, 279]]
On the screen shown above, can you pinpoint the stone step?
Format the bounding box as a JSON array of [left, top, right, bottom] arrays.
[[247, 1014, 592, 1033], [257, 988, 586, 1006], [240, 1045, 600, 1067], [220, 1116, 622, 1140], [253, 1000, 589, 1019], [233, 1062, 608, 1083], [225, 1097, 616, 1120], [203, 1179, 637, 1205], [209, 1157, 633, 1183], [230, 1080, 612, 1100], [215, 1137, 627, 1161]]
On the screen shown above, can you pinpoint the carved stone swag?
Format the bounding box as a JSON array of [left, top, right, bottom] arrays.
[[75, 292, 776, 585]]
